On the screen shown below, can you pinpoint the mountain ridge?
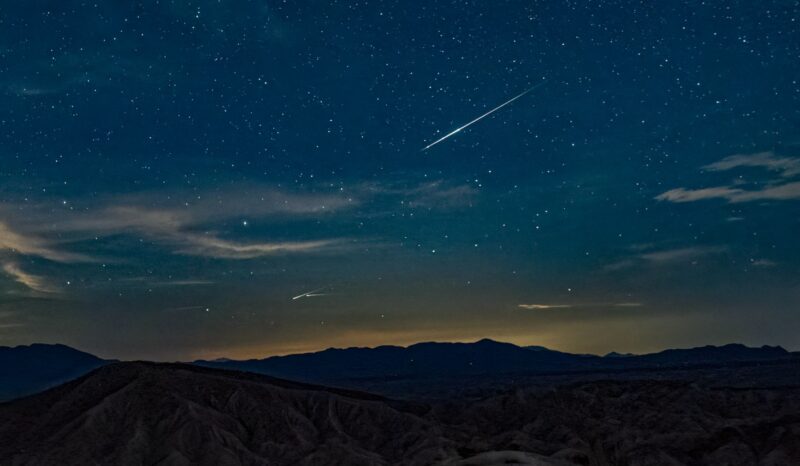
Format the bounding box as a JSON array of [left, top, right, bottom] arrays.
[[1, 340, 792, 402], [195, 338, 789, 378]]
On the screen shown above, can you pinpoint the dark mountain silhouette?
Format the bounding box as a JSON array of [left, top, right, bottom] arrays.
[[195, 339, 790, 389], [0, 343, 109, 402], [2, 362, 799, 465], [631, 343, 788, 365], [198, 339, 597, 383], [1, 340, 791, 403], [603, 351, 634, 358]]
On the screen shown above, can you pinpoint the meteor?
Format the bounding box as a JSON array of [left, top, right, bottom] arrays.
[[292, 287, 329, 300], [421, 80, 546, 152]]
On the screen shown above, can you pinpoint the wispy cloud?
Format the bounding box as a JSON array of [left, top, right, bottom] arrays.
[[639, 246, 727, 264], [657, 151, 800, 204], [750, 259, 777, 267], [4, 85, 60, 96], [53, 188, 355, 233], [359, 180, 477, 210], [1, 179, 473, 264], [402, 182, 477, 209], [60, 204, 351, 260], [656, 186, 740, 203], [703, 151, 800, 178], [1, 261, 59, 294], [606, 245, 726, 271], [518, 304, 573, 310], [0, 311, 24, 329], [175, 235, 348, 259], [0, 323, 25, 329], [3, 186, 359, 261], [0, 221, 93, 263], [656, 182, 800, 203], [518, 302, 642, 310]]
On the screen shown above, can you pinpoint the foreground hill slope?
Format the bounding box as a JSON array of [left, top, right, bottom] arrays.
[[0, 363, 454, 466], [441, 380, 800, 465], [1, 362, 799, 466]]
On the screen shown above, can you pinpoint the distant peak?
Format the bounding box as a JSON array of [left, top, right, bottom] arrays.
[[717, 343, 747, 349], [9, 343, 80, 352], [475, 338, 502, 345], [604, 351, 635, 358], [525, 345, 553, 352]]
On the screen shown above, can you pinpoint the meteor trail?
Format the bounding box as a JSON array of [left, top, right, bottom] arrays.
[[421, 80, 546, 152], [292, 287, 329, 300]]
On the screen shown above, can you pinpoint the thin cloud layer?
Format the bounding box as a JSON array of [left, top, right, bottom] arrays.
[[703, 152, 800, 178], [639, 246, 727, 264], [518, 302, 642, 310], [53, 188, 356, 233], [657, 152, 800, 203], [176, 235, 348, 259], [0, 187, 357, 294], [606, 246, 726, 271], [657, 182, 800, 203], [518, 304, 573, 310], [1, 262, 58, 294], [0, 221, 93, 263], [0, 181, 474, 294], [358, 180, 477, 210], [2, 187, 359, 263]]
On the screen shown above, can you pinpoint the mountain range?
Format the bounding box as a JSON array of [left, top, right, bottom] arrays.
[[194, 339, 792, 397], [0, 339, 793, 402]]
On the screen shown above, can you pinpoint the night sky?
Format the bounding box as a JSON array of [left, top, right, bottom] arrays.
[[1, 1, 798, 361]]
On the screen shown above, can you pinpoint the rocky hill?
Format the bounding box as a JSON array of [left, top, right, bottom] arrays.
[[2, 362, 799, 465]]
